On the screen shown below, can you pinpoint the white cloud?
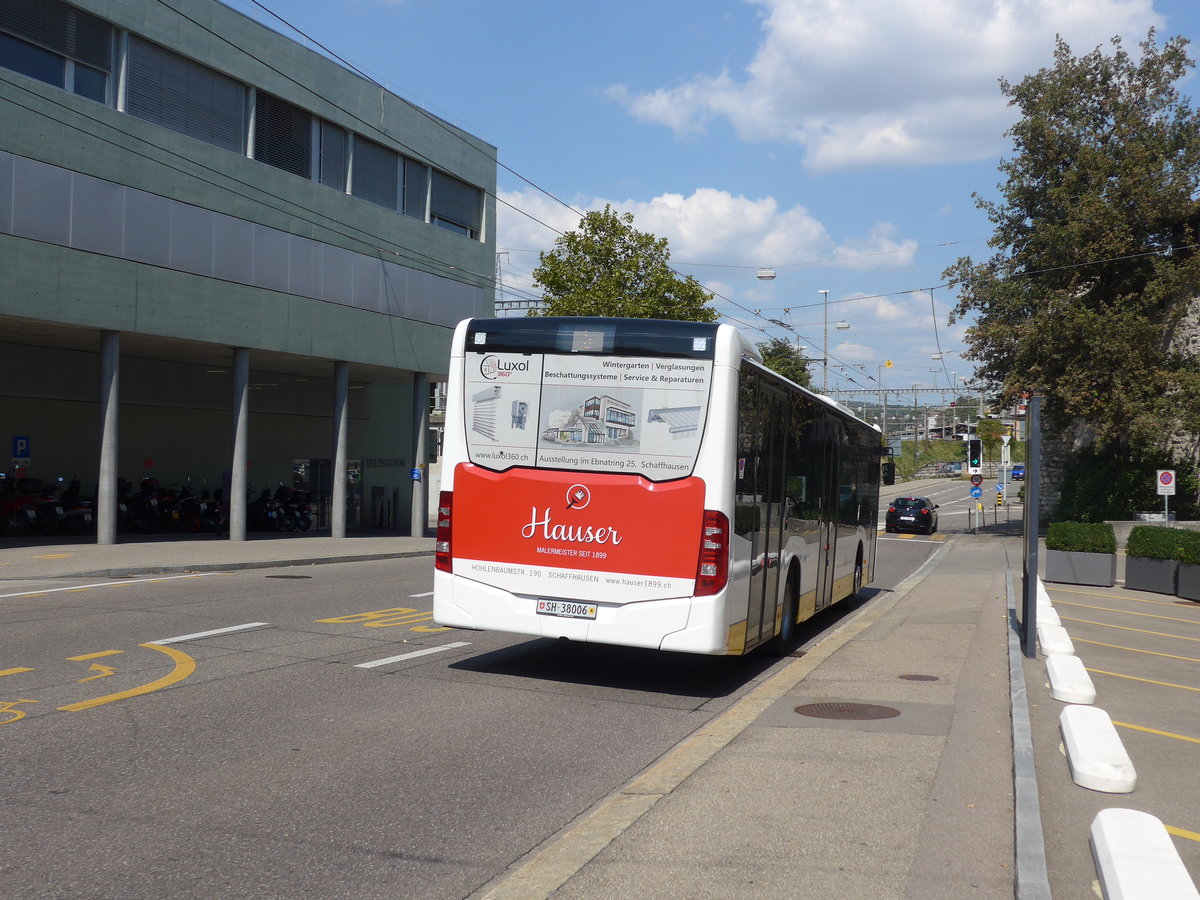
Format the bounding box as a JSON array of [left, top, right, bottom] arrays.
[[498, 187, 917, 273], [609, 0, 1162, 169]]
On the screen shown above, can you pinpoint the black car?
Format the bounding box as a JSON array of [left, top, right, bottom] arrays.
[[885, 496, 939, 534]]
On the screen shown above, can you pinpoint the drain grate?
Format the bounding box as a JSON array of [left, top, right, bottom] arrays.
[[898, 674, 939, 681], [794, 702, 900, 720]]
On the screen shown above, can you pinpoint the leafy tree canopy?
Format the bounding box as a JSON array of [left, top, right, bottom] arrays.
[[944, 31, 1200, 455], [757, 337, 812, 387], [532, 205, 718, 322]]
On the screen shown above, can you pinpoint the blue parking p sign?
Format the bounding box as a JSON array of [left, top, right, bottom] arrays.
[[12, 435, 30, 458]]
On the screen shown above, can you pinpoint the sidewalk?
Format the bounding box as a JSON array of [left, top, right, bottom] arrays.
[[0, 530, 435, 580], [479, 533, 1028, 899]]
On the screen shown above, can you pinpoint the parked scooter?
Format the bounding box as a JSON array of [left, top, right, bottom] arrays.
[[55, 476, 96, 535], [248, 487, 284, 531], [273, 484, 313, 532]]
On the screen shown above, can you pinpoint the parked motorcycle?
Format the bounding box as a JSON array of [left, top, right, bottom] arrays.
[[0, 475, 63, 535]]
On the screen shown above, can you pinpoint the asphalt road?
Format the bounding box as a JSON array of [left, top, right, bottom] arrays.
[[1, 499, 953, 899]]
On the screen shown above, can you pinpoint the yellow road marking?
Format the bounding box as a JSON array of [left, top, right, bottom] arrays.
[[1074, 638, 1200, 664], [78, 663, 117, 683], [1167, 826, 1200, 843], [29, 553, 74, 560], [1113, 721, 1200, 744], [1060, 617, 1200, 643], [1054, 599, 1199, 626], [57, 643, 196, 712], [1086, 668, 1200, 693], [0, 667, 34, 677], [1048, 586, 1189, 607], [67, 650, 123, 661]]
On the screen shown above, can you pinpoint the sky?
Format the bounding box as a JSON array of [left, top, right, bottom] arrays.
[[225, 0, 1200, 405]]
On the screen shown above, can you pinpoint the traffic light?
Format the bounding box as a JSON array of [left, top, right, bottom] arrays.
[[968, 439, 982, 470]]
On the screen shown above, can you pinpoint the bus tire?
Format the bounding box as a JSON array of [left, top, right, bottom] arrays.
[[852, 553, 864, 599], [773, 568, 800, 655]]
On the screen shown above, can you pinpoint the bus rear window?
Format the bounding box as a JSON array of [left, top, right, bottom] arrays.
[[462, 350, 712, 482]]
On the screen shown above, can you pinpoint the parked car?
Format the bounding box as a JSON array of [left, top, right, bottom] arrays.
[[1011, 464, 1025, 481], [885, 496, 939, 535]]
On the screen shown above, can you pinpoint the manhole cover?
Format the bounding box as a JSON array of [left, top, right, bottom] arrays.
[[899, 674, 939, 681], [265, 575, 312, 579], [794, 702, 900, 720]]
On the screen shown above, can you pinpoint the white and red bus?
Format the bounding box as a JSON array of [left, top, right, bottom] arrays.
[[433, 317, 881, 655]]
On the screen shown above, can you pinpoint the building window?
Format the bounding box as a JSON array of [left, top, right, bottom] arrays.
[[352, 136, 399, 209], [318, 120, 348, 191], [126, 37, 245, 153], [254, 91, 312, 179], [430, 170, 482, 238], [0, 0, 112, 102], [403, 158, 428, 219]]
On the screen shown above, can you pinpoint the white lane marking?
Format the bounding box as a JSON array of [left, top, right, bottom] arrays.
[[0, 573, 217, 600], [408, 591, 434, 598], [151, 622, 272, 644], [355, 641, 472, 669]]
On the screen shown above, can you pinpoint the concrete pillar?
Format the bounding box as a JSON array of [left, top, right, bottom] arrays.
[[332, 361, 349, 538], [229, 348, 249, 541], [411, 373, 429, 537], [97, 331, 120, 545]]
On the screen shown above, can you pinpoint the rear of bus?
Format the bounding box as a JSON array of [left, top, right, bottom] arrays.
[[432, 317, 740, 654]]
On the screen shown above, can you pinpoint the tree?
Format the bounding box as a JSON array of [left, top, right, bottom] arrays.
[[757, 338, 812, 387], [532, 205, 718, 322], [944, 31, 1200, 459], [975, 417, 1008, 460]]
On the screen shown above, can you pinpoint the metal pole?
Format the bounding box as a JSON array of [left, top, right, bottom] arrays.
[[820, 289, 829, 393], [229, 348, 249, 541], [1021, 396, 1041, 659], [97, 331, 119, 545], [332, 361, 349, 538], [410, 373, 429, 537]]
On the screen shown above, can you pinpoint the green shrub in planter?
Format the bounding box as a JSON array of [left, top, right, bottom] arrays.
[[1176, 530, 1200, 602], [1044, 522, 1117, 586], [1125, 525, 1182, 595], [1126, 525, 1186, 560], [1046, 522, 1117, 554]]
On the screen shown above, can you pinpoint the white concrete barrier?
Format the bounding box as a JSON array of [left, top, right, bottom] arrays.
[[1037, 578, 1053, 607], [1038, 622, 1075, 655], [1039, 605, 1061, 627], [1060, 705, 1136, 793], [1046, 653, 1095, 704], [1091, 808, 1200, 899]]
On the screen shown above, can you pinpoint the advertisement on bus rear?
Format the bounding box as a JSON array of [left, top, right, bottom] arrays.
[[463, 351, 712, 482], [451, 464, 706, 602]]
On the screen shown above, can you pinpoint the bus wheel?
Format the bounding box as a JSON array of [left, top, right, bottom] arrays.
[[773, 569, 799, 655], [853, 557, 864, 598]]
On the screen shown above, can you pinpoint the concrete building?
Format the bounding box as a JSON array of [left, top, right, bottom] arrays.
[[0, 0, 496, 539]]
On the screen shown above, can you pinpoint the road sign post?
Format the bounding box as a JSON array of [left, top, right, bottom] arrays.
[[1157, 469, 1176, 522]]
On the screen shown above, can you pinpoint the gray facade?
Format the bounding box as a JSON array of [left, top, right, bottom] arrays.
[[0, 0, 496, 537]]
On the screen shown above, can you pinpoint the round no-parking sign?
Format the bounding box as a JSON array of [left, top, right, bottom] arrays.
[[1157, 469, 1176, 496]]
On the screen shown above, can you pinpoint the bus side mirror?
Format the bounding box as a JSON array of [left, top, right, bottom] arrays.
[[882, 462, 896, 486]]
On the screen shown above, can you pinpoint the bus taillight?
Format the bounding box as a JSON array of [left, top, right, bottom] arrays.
[[695, 510, 729, 596], [435, 491, 453, 573]]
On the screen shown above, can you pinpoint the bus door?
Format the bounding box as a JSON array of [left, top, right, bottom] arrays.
[[737, 374, 786, 648], [816, 433, 840, 611]]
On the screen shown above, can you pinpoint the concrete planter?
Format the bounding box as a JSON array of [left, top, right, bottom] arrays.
[[1044, 549, 1116, 587], [1178, 564, 1200, 602], [1124, 556, 1178, 595]]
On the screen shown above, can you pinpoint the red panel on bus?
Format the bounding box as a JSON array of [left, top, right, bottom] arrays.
[[452, 463, 705, 579]]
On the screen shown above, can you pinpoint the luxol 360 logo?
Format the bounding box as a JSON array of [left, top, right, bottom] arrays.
[[480, 355, 531, 380]]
